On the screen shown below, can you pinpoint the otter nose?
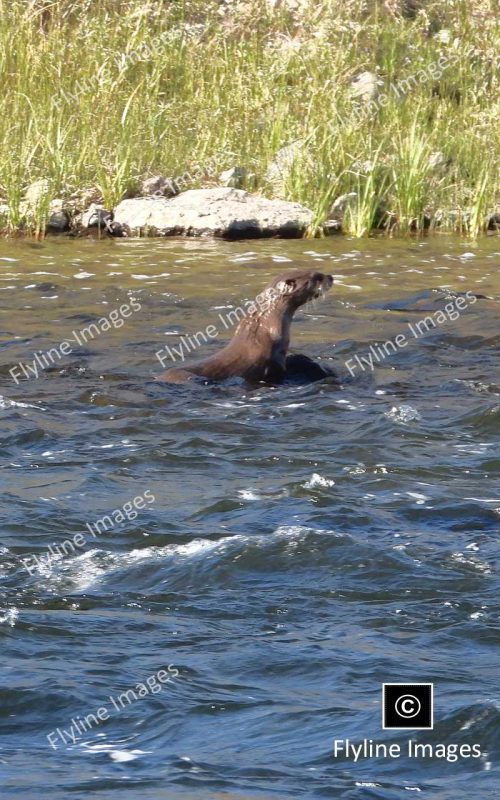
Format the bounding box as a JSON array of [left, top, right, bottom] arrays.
[[313, 273, 333, 289], [312, 272, 333, 286]]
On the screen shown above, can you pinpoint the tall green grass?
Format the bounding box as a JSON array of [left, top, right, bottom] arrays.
[[0, 0, 497, 237]]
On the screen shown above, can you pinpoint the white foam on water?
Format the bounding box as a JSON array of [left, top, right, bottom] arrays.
[[304, 473, 335, 488], [355, 782, 381, 788], [344, 464, 366, 475], [42, 526, 331, 591], [450, 552, 492, 575], [81, 741, 149, 761], [109, 750, 146, 762], [238, 489, 261, 501], [464, 497, 500, 503], [0, 608, 19, 626], [406, 491, 429, 504], [386, 405, 421, 423], [0, 395, 45, 411]]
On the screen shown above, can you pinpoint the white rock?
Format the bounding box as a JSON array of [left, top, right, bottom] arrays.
[[114, 188, 313, 239], [351, 71, 382, 102]]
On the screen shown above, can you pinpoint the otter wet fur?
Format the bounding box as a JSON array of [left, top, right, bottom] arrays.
[[156, 270, 336, 385]]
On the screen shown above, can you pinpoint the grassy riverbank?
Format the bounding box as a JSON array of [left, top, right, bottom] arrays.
[[0, 0, 498, 237]]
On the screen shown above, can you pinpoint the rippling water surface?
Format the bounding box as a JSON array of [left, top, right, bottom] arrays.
[[1, 236, 499, 799]]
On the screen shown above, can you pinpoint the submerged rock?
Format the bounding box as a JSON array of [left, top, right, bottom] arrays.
[[113, 188, 313, 239]]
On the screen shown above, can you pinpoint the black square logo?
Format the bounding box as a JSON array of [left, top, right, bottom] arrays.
[[383, 683, 433, 730]]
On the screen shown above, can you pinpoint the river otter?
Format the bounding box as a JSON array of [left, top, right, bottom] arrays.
[[156, 270, 335, 385]]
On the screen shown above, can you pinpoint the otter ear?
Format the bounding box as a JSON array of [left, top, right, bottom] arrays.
[[276, 278, 296, 294]]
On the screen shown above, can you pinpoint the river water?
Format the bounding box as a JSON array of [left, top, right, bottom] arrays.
[[1, 236, 499, 799]]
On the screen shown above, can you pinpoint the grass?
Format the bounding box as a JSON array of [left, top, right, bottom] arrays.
[[0, 0, 498, 237]]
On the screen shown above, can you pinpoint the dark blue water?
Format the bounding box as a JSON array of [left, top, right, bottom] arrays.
[[1, 237, 499, 799]]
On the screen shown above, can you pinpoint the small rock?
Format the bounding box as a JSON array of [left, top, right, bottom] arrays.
[[140, 175, 179, 197], [428, 151, 451, 170], [323, 219, 342, 234], [114, 187, 313, 239], [47, 210, 70, 233], [82, 203, 113, 230], [328, 192, 359, 222], [219, 167, 250, 189], [79, 203, 123, 236], [25, 179, 50, 208], [49, 198, 65, 213], [350, 71, 382, 102]]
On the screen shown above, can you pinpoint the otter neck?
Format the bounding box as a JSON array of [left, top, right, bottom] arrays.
[[195, 294, 301, 382], [235, 301, 293, 356]]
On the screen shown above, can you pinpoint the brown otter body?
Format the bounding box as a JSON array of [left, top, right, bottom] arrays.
[[157, 270, 334, 385]]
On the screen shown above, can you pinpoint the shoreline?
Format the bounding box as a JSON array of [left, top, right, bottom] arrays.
[[1, 183, 498, 241]]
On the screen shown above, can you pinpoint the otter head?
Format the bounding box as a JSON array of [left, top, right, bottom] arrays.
[[260, 270, 334, 313]]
